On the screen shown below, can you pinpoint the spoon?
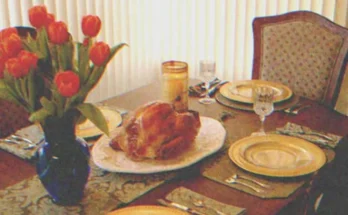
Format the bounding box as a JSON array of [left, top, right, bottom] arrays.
[[225, 178, 263, 193], [23, 138, 44, 150]]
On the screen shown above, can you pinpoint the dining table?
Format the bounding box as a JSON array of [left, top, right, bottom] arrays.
[[0, 79, 347, 215]]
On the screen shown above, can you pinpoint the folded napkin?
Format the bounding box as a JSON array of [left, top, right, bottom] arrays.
[[166, 186, 246, 215], [189, 78, 222, 97], [0, 124, 43, 160], [276, 122, 342, 149]]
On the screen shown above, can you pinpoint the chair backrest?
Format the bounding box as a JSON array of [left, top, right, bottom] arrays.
[[0, 26, 36, 138], [252, 11, 348, 110]]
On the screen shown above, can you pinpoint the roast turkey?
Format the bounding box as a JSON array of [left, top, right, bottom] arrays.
[[109, 101, 201, 160]]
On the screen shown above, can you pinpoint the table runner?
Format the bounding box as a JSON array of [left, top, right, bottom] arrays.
[[0, 159, 178, 215]]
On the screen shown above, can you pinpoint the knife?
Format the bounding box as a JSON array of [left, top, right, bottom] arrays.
[[157, 198, 206, 215], [208, 80, 228, 97]]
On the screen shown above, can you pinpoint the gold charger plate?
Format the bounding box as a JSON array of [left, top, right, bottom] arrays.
[[228, 134, 326, 177], [215, 91, 300, 112], [108, 205, 188, 215], [76, 107, 122, 138], [220, 80, 292, 103]]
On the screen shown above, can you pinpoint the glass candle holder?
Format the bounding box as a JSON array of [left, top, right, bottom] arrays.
[[161, 61, 189, 112]]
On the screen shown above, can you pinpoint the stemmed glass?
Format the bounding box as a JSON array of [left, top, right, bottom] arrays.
[[253, 86, 275, 135], [199, 60, 216, 104]]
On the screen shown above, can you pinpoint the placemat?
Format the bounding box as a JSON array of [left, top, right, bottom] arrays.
[[215, 92, 300, 111], [201, 152, 309, 199], [165, 186, 246, 215], [0, 158, 178, 215]]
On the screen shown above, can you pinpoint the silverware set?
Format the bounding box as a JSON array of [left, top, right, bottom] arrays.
[[225, 173, 271, 193], [284, 103, 311, 115], [2, 134, 43, 150], [158, 197, 227, 215]]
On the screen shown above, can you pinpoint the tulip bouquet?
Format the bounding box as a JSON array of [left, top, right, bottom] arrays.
[[0, 5, 126, 135]]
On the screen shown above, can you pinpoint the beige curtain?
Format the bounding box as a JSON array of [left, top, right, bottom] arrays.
[[1, 0, 347, 102]]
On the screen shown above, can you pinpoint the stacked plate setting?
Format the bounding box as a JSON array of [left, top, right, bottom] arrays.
[[217, 80, 298, 111]]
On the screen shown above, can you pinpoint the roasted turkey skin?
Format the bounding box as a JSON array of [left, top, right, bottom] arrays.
[[110, 101, 201, 160]]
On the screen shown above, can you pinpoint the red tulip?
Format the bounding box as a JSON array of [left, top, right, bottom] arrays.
[[89, 42, 110, 66], [0, 27, 18, 40], [0, 34, 22, 58], [81, 15, 101, 37], [29, 5, 48, 28], [47, 21, 69, 44], [54, 71, 80, 97], [45, 13, 55, 28], [5, 58, 25, 78], [0, 56, 7, 78], [18, 50, 38, 74]]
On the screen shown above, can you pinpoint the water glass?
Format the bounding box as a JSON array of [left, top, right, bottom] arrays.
[[199, 60, 216, 104], [253, 86, 275, 135]]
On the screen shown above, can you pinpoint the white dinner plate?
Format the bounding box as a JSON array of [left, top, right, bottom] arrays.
[[92, 116, 226, 174]]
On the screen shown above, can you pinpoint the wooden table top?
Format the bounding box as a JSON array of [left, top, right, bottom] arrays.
[[1, 80, 347, 215]]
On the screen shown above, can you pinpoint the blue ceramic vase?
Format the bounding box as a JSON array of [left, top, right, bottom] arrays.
[[36, 111, 90, 205]]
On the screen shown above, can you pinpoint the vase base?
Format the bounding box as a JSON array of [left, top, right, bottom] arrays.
[[50, 196, 83, 206]]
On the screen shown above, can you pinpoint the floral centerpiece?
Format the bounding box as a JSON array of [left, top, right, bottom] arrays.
[[0, 5, 126, 205]]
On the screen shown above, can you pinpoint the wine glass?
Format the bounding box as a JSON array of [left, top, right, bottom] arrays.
[[198, 60, 216, 104], [253, 86, 275, 135]]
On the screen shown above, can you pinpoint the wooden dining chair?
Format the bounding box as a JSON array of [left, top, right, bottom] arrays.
[[252, 11, 348, 112], [0, 27, 36, 138]]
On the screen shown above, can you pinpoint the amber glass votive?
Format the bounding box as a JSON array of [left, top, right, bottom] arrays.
[[161, 61, 189, 112]]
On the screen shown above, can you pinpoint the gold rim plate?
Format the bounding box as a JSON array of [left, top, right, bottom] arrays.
[[228, 134, 326, 177], [76, 107, 122, 138], [107, 205, 189, 215], [220, 80, 292, 103]]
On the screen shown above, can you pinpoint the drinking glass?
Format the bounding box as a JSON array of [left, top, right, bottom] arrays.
[[253, 86, 275, 135], [199, 60, 216, 104]]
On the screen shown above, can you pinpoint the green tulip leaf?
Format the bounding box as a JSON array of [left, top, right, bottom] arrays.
[[40, 97, 56, 114], [29, 108, 51, 123], [57, 36, 74, 71], [37, 28, 50, 59], [106, 43, 128, 64], [77, 42, 91, 83], [76, 103, 109, 136]]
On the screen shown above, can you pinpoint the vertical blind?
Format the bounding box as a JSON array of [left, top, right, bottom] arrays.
[[1, 0, 347, 102]]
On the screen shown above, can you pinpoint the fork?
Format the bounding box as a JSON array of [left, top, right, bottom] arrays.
[[284, 104, 311, 115]]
